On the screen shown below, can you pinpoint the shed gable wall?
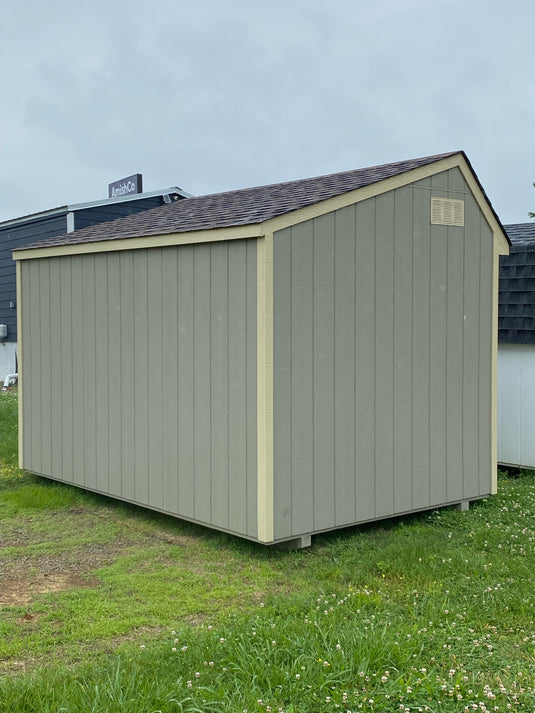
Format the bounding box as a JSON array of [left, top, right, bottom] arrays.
[[272, 167, 494, 539], [20, 240, 258, 538]]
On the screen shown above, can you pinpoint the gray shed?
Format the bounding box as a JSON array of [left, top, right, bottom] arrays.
[[14, 151, 509, 547]]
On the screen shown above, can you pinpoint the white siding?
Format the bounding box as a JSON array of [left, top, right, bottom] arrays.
[[0, 342, 17, 382], [498, 343, 535, 468]]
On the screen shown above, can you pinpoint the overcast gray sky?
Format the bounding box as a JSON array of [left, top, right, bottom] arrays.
[[1, 0, 533, 224]]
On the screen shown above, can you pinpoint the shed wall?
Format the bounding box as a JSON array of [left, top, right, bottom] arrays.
[[20, 240, 258, 538], [272, 167, 494, 539], [498, 343, 535, 468]]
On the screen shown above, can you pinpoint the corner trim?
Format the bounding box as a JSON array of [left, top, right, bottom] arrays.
[[257, 233, 274, 542], [16, 260, 24, 470]]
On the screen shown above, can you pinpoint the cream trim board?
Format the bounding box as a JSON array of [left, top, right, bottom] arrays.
[[13, 224, 263, 261], [490, 247, 500, 494], [16, 261, 23, 470], [256, 233, 274, 543]]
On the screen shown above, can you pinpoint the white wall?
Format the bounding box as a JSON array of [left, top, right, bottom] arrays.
[[0, 342, 17, 383], [498, 343, 535, 468]]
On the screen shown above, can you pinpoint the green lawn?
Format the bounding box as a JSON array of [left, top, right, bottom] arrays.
[[2, 388, 535, 712]]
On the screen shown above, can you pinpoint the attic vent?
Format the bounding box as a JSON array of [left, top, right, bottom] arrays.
[[431, 197, 464, 226]]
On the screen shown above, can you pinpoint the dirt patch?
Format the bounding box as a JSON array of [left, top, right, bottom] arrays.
[[1, 538, 138, 576], [0, 573, 100, 608]]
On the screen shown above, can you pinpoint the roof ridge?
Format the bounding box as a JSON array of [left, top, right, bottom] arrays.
[[15, 151, 465, 252], [184, 151, 462, 202]]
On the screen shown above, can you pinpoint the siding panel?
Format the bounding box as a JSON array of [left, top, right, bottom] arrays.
[[95, 255, 109, 495], [354, 199, 376, 521], [82, 256, 97, 491], [147, 250, 164, 510], [210, 242, 229, 529], [290, 222, 314, 536], [161, 247, 179, 515], [39, 260, 52, 478], [193, 246, 212, 524], [313, 213, 335, 531], [333, 206, 356, 526], [374, 192, 395, 518], [27, 260, 41, 470], [445, 224, 464, 502], [133, 253, 149, 504], [71, 256, 85, 487], [59, 258, 74, 483], [228, 241, 248, 534], [411, 185, 431, 509], [429, 222, 448, 505], [273, 228, 292, 538], [107, 253, 122, 497], [119, 252, 135, 501], [177, 246, 195, 517], [393, 186, 413, 513], [49, 258, 63, 481], [246, 240, 258, 538]]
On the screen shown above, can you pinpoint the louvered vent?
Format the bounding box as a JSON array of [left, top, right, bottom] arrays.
[[431, 197, 464, 226]]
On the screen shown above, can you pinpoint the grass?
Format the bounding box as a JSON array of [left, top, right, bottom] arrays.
[[2, 388, 535, 711]]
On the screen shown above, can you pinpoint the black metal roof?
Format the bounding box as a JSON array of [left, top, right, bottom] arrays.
[[499, 223, 535, 343]]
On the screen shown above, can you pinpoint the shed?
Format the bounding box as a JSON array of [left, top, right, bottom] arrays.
[[0, 186, 190, 382], [14, 151, 509, 547], [498, 222, 535, 468]]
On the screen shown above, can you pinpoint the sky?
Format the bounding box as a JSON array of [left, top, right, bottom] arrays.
[[1, 0, 534, 225]]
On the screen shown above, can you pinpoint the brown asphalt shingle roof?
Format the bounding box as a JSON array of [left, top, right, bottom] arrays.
[[18, 152, 461, 250]]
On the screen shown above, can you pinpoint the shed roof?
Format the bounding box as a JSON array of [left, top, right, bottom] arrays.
[[17, 151, 462, 251], [499, 223, 535, 343]]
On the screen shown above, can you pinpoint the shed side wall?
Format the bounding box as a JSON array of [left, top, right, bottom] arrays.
[[20, 240, 258, 538], [272, 167, 494, 539], [498, 343, 535, 468]]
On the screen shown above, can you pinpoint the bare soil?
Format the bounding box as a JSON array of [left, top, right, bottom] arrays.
[[0, 506, 199, 610]]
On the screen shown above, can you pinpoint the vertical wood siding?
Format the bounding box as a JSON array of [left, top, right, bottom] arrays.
[[498, 344, 535, 469], [20, 240, 258, 538], [272, 167, 494, 539]]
